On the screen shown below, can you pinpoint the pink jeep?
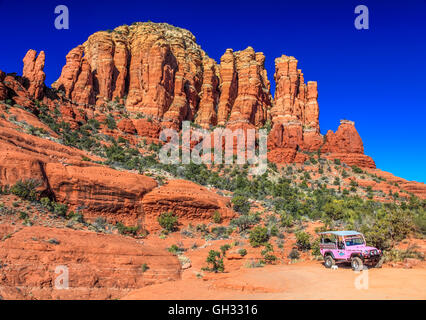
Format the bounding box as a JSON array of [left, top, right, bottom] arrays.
[[319, 231, 383, 271]]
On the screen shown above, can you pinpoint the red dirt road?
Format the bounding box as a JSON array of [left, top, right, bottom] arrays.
[[124, 262, 426, 300]]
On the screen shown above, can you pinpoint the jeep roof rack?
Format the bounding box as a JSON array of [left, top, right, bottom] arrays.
[[318, 231, 361, 236]]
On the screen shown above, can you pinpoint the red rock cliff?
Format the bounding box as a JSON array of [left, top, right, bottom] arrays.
[[18, 22, 375, 168]]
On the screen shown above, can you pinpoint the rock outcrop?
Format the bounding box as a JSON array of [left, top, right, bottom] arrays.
[[322, 120, 375, 168], [22, 50, 46, 100], [142, 180, 235, 230], [45, 163, 158, 224], [0, 225, 181, 300], [7, 22, 376, 169], [225, 47, 272, 128], [0, 119, 157, 225], [268, 55, 322, 154], [0, 70, 8, 100]]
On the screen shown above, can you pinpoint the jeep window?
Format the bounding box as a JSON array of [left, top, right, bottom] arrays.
[[345, 236, 364, 246]]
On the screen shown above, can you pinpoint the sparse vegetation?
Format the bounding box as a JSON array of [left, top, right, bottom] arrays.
[[158, 212, 178, 232]]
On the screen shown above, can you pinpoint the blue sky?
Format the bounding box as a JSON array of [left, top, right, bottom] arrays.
[[0, 0, 425, 182]]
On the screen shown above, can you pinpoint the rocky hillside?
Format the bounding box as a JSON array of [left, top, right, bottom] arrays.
[[0, 22, 425, 300], [13, 22, 374, 167]]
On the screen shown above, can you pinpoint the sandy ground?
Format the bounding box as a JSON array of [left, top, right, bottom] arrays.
[[124, 261, 426, 300]]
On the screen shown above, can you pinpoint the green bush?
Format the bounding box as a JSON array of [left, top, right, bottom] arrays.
[[311, 238, 321, 256], [238, 248, 247, 257], [19, 211, 29, 220], [249, 226, 270, 247], [168, 244, 183, 255], [288, 248, 300, 260], [204, 250, 224, 273], [231, 196, 251, 215], [141, 263, 149, 273], [231, 214, 259, 232], [351, 165, 363, 174], [212, 210, 222, 223], [116, 222, 139, 236], [296, 231, 311, 251], [220, 244, 231, 256], [157, 212, 178, 232], [280, 213, 293, 228], [10, 179, 40, 201], [263, 253, 277, 264]]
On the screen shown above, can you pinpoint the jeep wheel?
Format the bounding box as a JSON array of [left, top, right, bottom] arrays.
[[351, 257, 363, 271], [324, 255, 335, 268]]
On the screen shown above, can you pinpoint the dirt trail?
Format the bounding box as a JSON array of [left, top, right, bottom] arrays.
[[124, 262, 426, 300]]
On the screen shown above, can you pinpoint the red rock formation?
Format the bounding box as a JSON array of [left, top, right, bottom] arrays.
[[195, 57, 219, 128], [365, 169, 426, 199], [0, 70, 7, 100], [270, 55, 322, 152], [322, 120, 375, 168], [22, 49, 46, 100], [0, 225, 180, 300], [227, 47, 272, 128], [0, 123, 157, 225], [71, 58, 95, 105], [322, 120, 363, 153], [132, 118, 162, 140], [10, 22, 376, 169], [53, 46, 86, 99], [117, 118, 137, 134], [2, 74, 35, 109], [45, 163, 157, 224], [217, 49, 238, 126], [142, 180, 235, 231]]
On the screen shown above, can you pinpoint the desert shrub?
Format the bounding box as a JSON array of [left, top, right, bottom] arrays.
[[280, 213, 293, 228], [361, 208, 414, 250], [238, 248, 247, 257], [323, 200, 345, 221], [116, 222, 139, 236], [39, 197, 68, 217], [333, 177, 340, 186], [383, 245, 424, 263], [210, 226, 230, 239], [311, 238, 321, 256], [231, 196, 251, 215], [203, 250, 224, 273], [413, 210, 426, 235], [288, 248, 300, 260], [93, 217, 107, 230], [52, 202, 68, 217], [10, 179, 40, 201], [196, 223, 208, 234], [220, 244, 231, 256], [212, 210, 222, 223], [333, 158, 341, 165], [245, 260, 265, 268], [19, 211, 29, 220], [296, 231, 311, 251], [168, 244, 184, 255], [157, 212, 178, 232], [351, 165, 363, 174], [249, 226, 269, 247], [230, 214, 259, 232], [141, 263, 149, 272], [0, 185, 10, 195], [263, 253, 277, 264], [105, 115, 116, 129]]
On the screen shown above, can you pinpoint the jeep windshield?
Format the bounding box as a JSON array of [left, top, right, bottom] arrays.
[[344, 236, 364, 246]]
